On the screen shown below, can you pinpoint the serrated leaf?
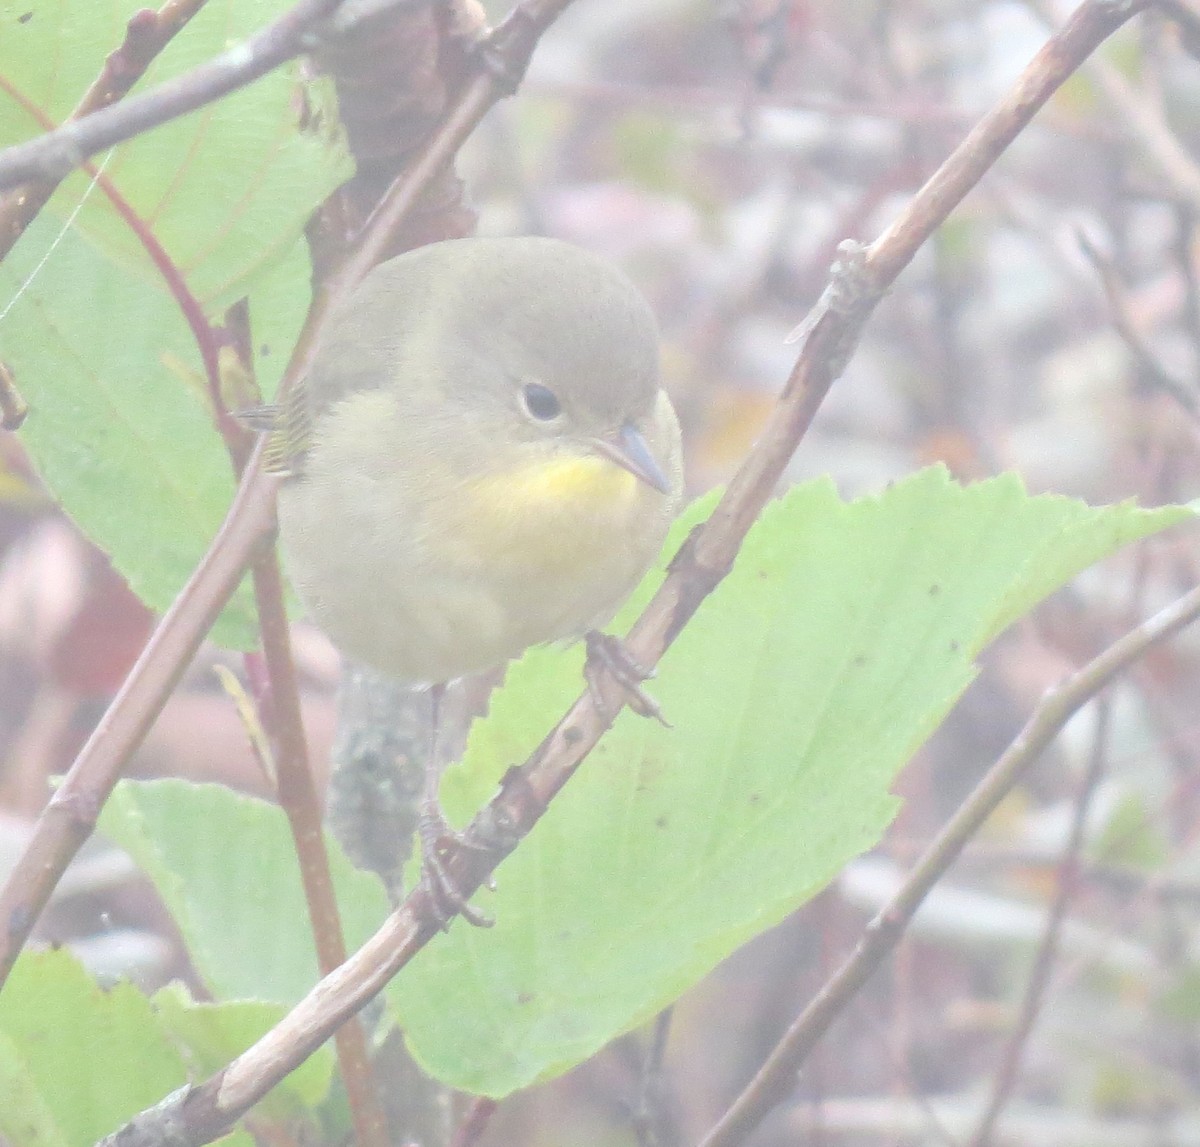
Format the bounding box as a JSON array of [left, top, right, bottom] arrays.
[[0, 948, 189, 1146], [393, 467, 1192, 1096], [0, 1029, 70, 1147], [99, 779, 392, 1004]]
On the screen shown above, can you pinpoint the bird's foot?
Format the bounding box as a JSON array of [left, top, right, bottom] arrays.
[[584, 631, 670, 726], [417, 800, 495, 930]]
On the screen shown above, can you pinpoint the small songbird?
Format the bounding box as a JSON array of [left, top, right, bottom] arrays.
[[262, 235, 684, 917], [270, 236, 682, 684]]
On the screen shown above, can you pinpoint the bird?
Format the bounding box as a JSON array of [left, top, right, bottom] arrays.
[[261, 235, 684, 919]]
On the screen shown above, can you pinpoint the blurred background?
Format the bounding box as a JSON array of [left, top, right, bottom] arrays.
[[5, 0, 1200, 1143]]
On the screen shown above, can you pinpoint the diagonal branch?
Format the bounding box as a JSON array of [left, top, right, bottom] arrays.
[[967, 700, 1113, 1147], [0, 5, 247, 441], [92, 2, 1154, 1143], [1077, 229, 1200, 419], [0, 0, 360, 192], [0, 0, 210, 263]]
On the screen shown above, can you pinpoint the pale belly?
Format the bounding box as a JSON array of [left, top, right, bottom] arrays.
[[279, 453, 674, 684]]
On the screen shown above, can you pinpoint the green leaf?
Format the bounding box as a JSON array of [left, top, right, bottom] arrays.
[[0, 1029, 70, 1147], [244, 237, 316, 401], [1, 215, 263, 645], [393, 467, 1192, 1097], [99, 778, 392, 1004], [0, 0, 350, 646], [152, 983, 335, 1119], [0, 948, 188, 1146], [0, 0, 348, 310]]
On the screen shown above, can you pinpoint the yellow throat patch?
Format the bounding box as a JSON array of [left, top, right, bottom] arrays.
[[460, 453, 641, 574]]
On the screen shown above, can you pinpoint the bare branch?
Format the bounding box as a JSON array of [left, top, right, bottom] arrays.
[[249, 551, 389, 1147], [1077, 229, 1200, 418], [0, 0, 209, 262], [968, 701, 1113, 1147], [0, 0, 365, 192], [1025, 0, 1200, 209]]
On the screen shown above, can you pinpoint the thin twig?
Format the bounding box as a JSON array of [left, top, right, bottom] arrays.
[[1024, 0, 1200, 210], [968, 700, 1113, 1147], [699, 585, 1200, 1147], [0, 452, 277, 990], [449, 1098, 498, 1147], [0, 0, 356, 191], [322, 0, 578, 300], [632, 1010, 675, 1147], [92, 3, 1153, 1143], [970, 457, 1162, 1144], [250, 552, 389, 1147], [227, 264, 383, 1145], [1076, 228, 1200, 419], [0, 0, 209, 262]]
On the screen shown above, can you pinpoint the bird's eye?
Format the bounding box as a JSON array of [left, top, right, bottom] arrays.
[[520, 382, 562, 422]]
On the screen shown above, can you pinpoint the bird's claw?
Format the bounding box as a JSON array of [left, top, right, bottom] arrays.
[[584, 631, 670, 726], [418, 801, 495, 930]]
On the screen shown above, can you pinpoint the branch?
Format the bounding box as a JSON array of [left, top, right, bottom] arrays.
[[968, 700, 1113, 1147], [1024, 0, 1200, 210], [0, 0, 360, 192], [92, 2, 1152, 1143], [1077, 228, 1200, 419], [698, 585, 1200, 1147], [249, 552, 388, 1147], [323, 0, 580, 297], [0, 458, 277, 990], [0, 0, 209, 263], [0, 2, 263, 449]]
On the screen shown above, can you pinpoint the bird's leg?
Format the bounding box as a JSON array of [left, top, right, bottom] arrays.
[[584, 631, 670, 726], [417, 681, 494, 929]]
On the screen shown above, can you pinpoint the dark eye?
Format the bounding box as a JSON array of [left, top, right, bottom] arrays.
[[521, 382, 562, 421]]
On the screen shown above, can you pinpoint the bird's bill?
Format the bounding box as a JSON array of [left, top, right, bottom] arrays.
[[592, 422, 672, 494]]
